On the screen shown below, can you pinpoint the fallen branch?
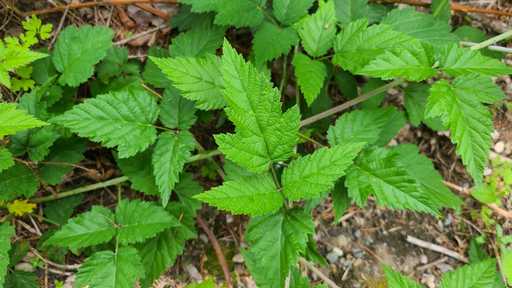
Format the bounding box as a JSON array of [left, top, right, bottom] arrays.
[[406, 235, 468, 263], [375, 0, 512, 17], [114, 24, 168, 45], [299, 258, 341, 288]]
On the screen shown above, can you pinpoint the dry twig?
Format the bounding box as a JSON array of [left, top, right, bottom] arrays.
[[299, 258, 341, 288], [406, 235, 468, 263]]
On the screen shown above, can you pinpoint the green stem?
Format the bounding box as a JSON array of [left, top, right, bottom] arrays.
[[279, 55, 288, 95], [470, 29, 512, 51]]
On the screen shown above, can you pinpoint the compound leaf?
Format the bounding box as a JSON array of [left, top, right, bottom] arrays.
[[298, 0, 337, 57], [292, 52, 327, 106]]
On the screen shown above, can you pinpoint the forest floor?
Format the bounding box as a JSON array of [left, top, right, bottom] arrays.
[[2, 0, 512, 287]]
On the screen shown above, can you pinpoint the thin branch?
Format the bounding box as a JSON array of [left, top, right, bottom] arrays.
[[460, 41, 512, 53], [114, 24, 168, 45], [406, 235, 468, 263], [374, 0, 512, 17], [299, 258, 341, 288], [469, 30, 512, 51]]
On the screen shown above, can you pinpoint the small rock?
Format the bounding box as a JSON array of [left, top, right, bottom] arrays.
[[232, 253, 244, 264], [354, 230, 362, 238], [335, 235, 351, 248], [495, 141, 505, 154], [199, 233, 208, 243], [484, 167, 493, 176], [185, 264, 203, 281], [420, 255, 428, 264], [421, 274, 436, 288], [492, 130, 500, 140], [14, 262, 34, 272], [437, 263, 453, 273], [353, 258, 363, 267], [226, 214, 234, 224], [326, 247, 344, 264]]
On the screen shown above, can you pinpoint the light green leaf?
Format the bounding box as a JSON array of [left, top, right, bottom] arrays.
[[282, 143, 365, 201], [243, 209, 314, 288], [152, 131, 196, 206], [116, 149, 159, 196], [425, 77, 501, 183], [0, 163, 38, 201], [381, 7, 458, 46], [432, 0, 451, 22], [115, 199, 180, 245], [45, 206, 116, 250], [298, 0, 337, 57], [334, 0, 368, 24], [332, 181, 350, 222], [169, 21, 224, 58], [273, 0, 314, 25], [358, 41, 436, 81], [39, 137, 87, 185], [75, 247, 144, 288], [0, 148, 14, 173], [160, 88, 197, 130], [215, 40, 300, 173], [52, 25, 113, 86], [383, 266, 423, 288], [292, 52, 327, 106], [502, 248, 512, 285], [151, 55, 225, 110], [438, 44, 512, 77], [333, 19, 412, 72], [0, 44, 47, 88], [195, 174, 283, 216], [0, 103, 47, 138], [0, 223, 15, 287], [52, 88, 159, 158], [178, 0, 217, 12], [440, 259, 498, 288], [253, 22, 299, 65], [213, 0, 265, 28]]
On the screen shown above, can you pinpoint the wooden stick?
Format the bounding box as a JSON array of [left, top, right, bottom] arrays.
[[22, 0, 177, 16], [134, 3, 169, 20], [114, 24, 168, 45], [299, 258, 341, 288], [406, 235, 468, 263]]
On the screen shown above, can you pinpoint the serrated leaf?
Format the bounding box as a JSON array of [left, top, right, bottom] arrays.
[[0, 103, 47, 138], [175, 172, 203, 212], [334, 0, 368, 24], [440, 259, 497, 288], [0, 148, 14, 173], [332, 180, 350, 222], [346, 148, 443, 215], [0, 163, 38, 201], [0, 223, 15, 287], [383, 266, 423, 288], [0, 44, 47, 88], [75, 247, 144, 288], [96, 47, 138, 83], [282, 143, 365, 201], [381, 7, 458, 46], [142, 47, 172, 88], [169, 21, 224, 58], [138, 203, 196, 287], [298, 0, 337, 57], [178, 0, 217, 12], [4, 271, 38, 288], [215, 40, 300, 173], [152, 131, 196, 206], [438, 44, 512, 77], [333, 19, 412, 72], [151, 55, 225, 110], [214, 0, 265, 28], [52, 25, 113, 86], [39, 137, 87, 185], [116, 150, 159, 196], [432, 0, 451, 22], [45, 206, 116, 250], [52, 88, 159, 158], [160, 87, 197, 130], [425, 77, 501, 183], [292, 52, 327, 106], [404, 83, 429, 126], [115, 199, 180, 245], [358, 41, 436, 81], [253, 22, 299, 65], [195, 174, 283, 216], [273, 0, 314, 25], [44, 195, 83, 226], [9, 126, 60, 162], [243, 209, 314, 288]]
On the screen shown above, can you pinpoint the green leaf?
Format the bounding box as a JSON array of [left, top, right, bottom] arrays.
[[175, 172, 203, 212], [425, 76, 502, 183], [178, 0, 217, 12], [333, 19, 412, 72], [334, 0, 368, 24], [213, 0, 265, 28], [39, 137, 87, 185], [186, 279, 216, 288], [142, 47, 172, 88], [502, 248, 512, 285], [138, 203, 196, 287], [160, 88, 197, 130], [243, 209, 314, 288], [381, 7, 458, 46], [43, 195, 83, 226], [9, 126, 60, 162], [45, 206, 116, 250], [115, 199, 180, 245], [0, 148, 14, 173], [332, 180, 350, 222], [152, 131, 196, 206], [117, 150, 159, 196], [0, 163, 38, 201], [438, 44, 512, 77], [292, 52, 327, 106], [0, 223, 14, 287], [298, 0, 337, 57], [282, 143, 365, 201], [169, 21, 224, 58], [215, 40, 300, 173], [432, 0, 451, 22], [358, 41, 436, 81], [0, 43, 47, 88], [151, 55, 225, 110], [195, 174, 283, 216], [0, 103, 47, 138], [273, 0, 314, 25], [404, 83, 429, 126], [346, 148, 443, 215], [4, 271, 38, 288], [52, 25, 113, 86], [253, 22, 299, 65], [75, 247, 144, 288], [440, 259, 498, 288], [52, 88, 159, 158], [383, 266, 423, 288]]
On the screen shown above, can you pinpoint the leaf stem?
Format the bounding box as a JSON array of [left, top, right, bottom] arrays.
[[470, 29, 512, 51], [279, 55, 288, 95]]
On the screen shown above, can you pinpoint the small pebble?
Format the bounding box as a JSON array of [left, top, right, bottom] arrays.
[[484, 167, 493, 176], [495, 141, 505, 154], [421, 274, 436, 288], [420, 255, 428, 264], [437, 263, 453, 273], [232, 253, 244, 264], [326, 248, 343, 264], [14, 262, 34, 272], [492, 130, 500, 140]]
